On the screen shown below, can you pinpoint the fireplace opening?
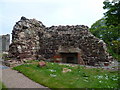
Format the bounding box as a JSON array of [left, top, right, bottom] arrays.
[[66, 57, 75, 63], [60, 53, 78, 64]]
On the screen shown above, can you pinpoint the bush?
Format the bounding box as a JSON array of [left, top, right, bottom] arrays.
[[107, 47, 120, 62], [111, 40, 120, 54]]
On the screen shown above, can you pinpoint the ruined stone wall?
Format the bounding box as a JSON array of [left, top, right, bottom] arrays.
[[9, 17, 46, 60], [39, 25, 111, 65], [9, 17, 112, 65]]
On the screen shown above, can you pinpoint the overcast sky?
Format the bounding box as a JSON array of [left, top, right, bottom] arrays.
[[0, 0, 105, 35]]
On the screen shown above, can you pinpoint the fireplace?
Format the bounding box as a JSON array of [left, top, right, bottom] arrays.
[[54, 46, 85, 65], [60, 53, 78, 64]]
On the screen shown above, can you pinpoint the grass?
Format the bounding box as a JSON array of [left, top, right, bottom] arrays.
[[13, 61, 119, 88], [0, 53, 2, 58], [0, 81, 7, 90]]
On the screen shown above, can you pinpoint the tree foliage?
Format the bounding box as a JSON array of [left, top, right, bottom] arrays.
[[90, 0, 120, 59], [90, 18, 120, 43], [103, 0, 120, 26]]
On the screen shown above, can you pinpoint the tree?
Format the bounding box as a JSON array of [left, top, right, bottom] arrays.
[[90, 0, 120, 60], [90, 18, 120, 54], [90, 18, 115, 43], [103, 0, 120, 55], [103, 0, 120, 26]]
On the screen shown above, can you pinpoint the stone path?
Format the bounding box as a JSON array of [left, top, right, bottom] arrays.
[[0, 58, 49, 89]]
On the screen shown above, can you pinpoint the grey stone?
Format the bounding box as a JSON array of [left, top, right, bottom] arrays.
[[0, 34, 10, 52]]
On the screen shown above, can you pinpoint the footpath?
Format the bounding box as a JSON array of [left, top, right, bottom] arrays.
[[0, 58, 49, 89]]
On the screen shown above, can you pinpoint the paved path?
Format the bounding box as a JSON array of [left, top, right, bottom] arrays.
[[0, 58, 49, 89], [1, 69, 49, 88]]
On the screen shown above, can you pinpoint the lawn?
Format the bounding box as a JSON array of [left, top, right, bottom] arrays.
[[13, 61, 119, 88], [0, 53, 2, 58], [0, 81, 7, 90]]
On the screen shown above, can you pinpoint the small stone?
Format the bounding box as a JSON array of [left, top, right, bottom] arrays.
[[62, 68, 72, 73], [38, 61, 46, 67]]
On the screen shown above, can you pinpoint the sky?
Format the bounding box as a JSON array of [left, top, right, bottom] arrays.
[[0, 0, 105, 36]]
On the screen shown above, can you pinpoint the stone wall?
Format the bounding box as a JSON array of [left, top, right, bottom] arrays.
[[39, 25, 112, 65], [9, 17, 46, 60], [8, 17, 113, 65], [0, 34, 10, 52]]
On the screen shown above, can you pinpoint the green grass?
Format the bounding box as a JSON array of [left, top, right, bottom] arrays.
[[13, 61, 119, 88], [0, 81, 7, 90], [0, 53, 2, 58]]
